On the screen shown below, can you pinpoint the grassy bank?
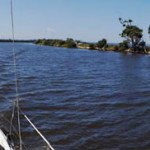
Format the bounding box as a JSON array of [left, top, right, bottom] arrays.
[[35, 38, 150, 54]]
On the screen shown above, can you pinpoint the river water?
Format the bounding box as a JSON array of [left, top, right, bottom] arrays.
[[0, 43, 150, 150]]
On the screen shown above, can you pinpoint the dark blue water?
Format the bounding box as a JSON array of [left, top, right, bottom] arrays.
[[1, 43, 150, 150]]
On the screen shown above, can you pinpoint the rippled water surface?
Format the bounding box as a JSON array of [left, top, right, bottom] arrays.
[[1, 43, 150, 149]]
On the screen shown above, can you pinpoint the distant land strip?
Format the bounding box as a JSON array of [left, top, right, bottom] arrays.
[[0, 39, 36, 43], [35, 38, 150, 55]]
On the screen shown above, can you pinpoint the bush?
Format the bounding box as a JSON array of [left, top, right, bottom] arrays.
[[118, 40, 129, 51], [97, 39, 107, 49], [106, 45, 118, 51], [64, 38, 76, 48]]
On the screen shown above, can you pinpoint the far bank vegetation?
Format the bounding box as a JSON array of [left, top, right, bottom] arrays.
[[35, 18, 150, 54]]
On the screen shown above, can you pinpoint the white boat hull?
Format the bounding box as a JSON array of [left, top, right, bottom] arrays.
[[0, 129, 13, 150]]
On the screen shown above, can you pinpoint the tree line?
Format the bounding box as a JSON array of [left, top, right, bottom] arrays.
[[35, 18, 150, 54]]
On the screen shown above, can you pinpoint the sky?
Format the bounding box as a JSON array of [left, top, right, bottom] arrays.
[[0, 0, 150, 43]]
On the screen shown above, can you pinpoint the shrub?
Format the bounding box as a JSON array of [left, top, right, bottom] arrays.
[[97, 39, 107, 49], [118, 40, 129, 51]]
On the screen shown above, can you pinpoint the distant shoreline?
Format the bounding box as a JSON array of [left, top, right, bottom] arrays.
[[1, 38, 150, 55], [35, 39, 150, 55], [0, 39, 36, 43]]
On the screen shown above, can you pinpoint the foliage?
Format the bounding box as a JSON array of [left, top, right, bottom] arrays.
[[63, 38, 76, 48], [35, 30, 147, 53], [119, 18, 143, 51], [97, 39, 107, 49], [35, 38, 76, 48], [66, 38, 74, 43], [106, 45, 118, 51], [118, 40, 129, 51]]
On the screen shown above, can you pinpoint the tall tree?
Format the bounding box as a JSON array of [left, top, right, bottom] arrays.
[[119, 18, 144, 52]]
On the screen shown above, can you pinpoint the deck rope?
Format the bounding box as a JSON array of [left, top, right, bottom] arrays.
[[9, 101, 16, 134], [10, 0, 23, 149], [21, 111, 55, 150]]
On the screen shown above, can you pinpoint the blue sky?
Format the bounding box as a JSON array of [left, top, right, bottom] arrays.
[[0, 0, 150, 43]]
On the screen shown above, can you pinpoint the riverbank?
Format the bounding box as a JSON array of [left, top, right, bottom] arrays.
[[35, 39, 150, 54]]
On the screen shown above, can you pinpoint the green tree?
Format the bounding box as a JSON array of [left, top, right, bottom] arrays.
[[64, 38, 76, 48], [118, 40, 129, 51], [66, 38, 74, 43], [119, 18, 143, 51], [97, 39, 107, 49]]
